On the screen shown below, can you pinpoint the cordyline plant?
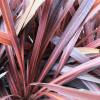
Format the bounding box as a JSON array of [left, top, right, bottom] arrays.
[[0, 0, 100, 100]]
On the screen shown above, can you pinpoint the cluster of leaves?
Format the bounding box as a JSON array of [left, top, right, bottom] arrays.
[[0, 0, 100, 100]]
